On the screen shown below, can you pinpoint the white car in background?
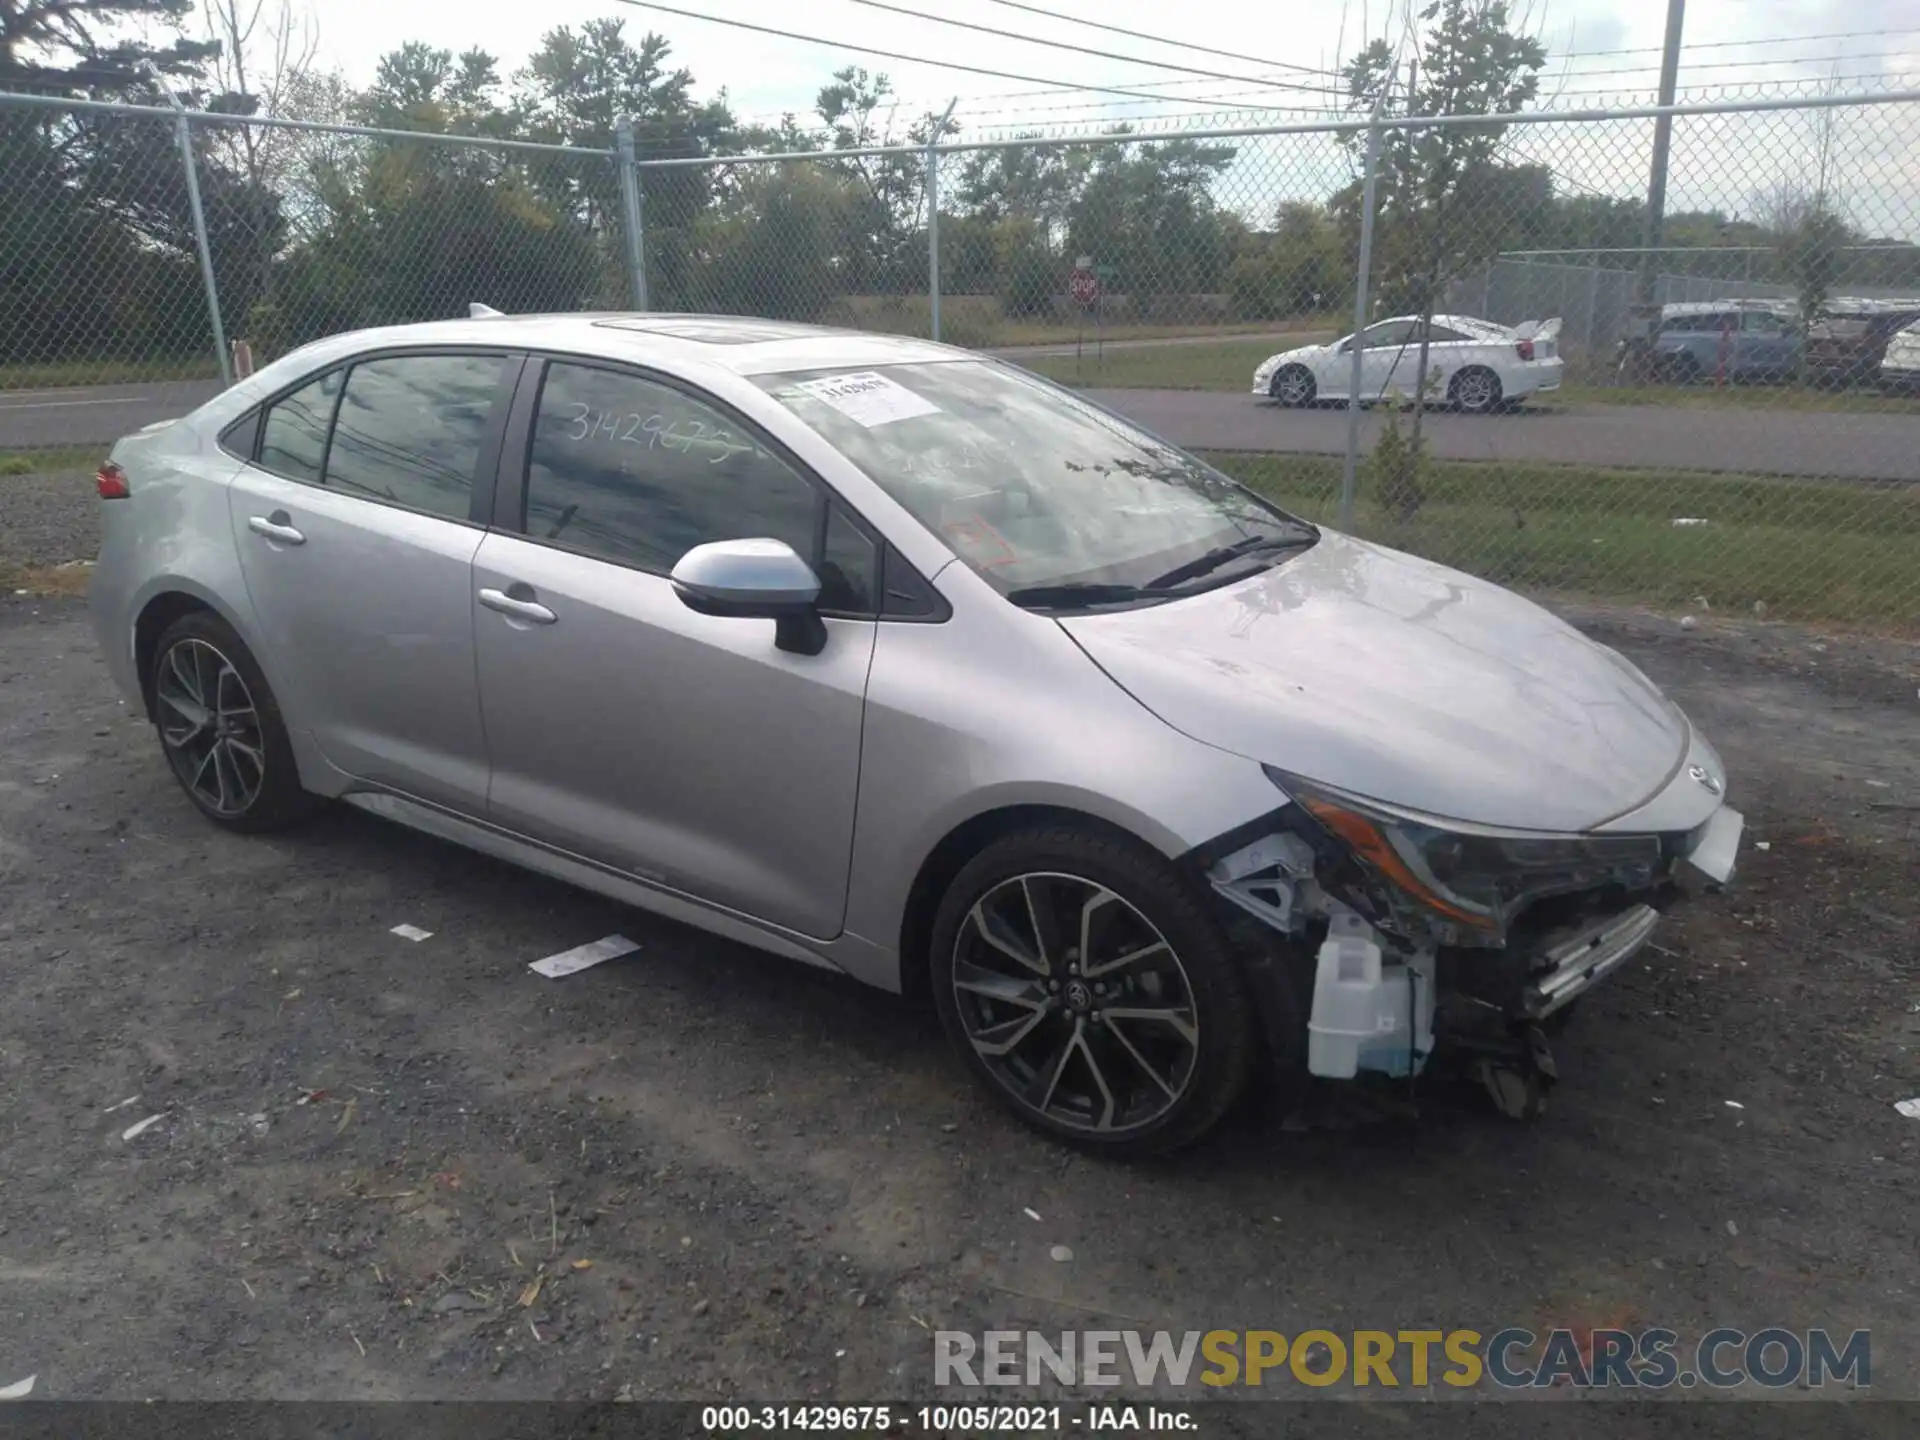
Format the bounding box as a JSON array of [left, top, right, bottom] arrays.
[[1879, 319, 1920, 393], [1253, 314, 1564, 414]]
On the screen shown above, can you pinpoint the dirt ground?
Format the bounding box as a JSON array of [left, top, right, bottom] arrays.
[[0, 587, 1916, 1426]]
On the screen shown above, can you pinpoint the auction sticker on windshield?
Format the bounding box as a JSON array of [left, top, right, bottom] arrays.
[[793, 371, 940, 428]]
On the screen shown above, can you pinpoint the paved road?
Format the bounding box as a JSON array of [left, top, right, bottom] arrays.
[[7, 375, 1919, 480], [990, 328, 1317, 360], [0, 379, 221, 450], [1087, 388, 1920, 481]]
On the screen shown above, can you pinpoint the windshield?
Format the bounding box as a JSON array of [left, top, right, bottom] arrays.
[[756, 359, 1315, 605]]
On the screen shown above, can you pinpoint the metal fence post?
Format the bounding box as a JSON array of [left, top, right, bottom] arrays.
[[614, 117, 649, 311], [172, 110, 232, 387], [927, 140, 942, 342], [927, 99, 957, 343], [1586, 251, 1602, 359], [1339, 112, 1386, 531]]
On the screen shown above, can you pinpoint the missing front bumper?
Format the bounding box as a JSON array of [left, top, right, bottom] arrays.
[[1520, 903, 1661, 1020]]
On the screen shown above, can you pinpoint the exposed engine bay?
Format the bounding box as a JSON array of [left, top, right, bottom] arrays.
[[1203, 784, 1744, 1118]]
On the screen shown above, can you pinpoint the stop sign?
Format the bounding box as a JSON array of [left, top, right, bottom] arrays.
[[1069, 267, 1100, 305]]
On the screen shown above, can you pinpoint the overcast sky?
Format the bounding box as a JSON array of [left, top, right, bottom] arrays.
[[262, 0, 1920, 232], [297, 0, 1919, 132]]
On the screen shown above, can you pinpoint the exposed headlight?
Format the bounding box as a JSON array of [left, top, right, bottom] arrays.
[[1266, 767, 1663, 941]]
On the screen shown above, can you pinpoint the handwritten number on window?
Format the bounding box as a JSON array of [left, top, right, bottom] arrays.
[[553, 405, 757, 465]]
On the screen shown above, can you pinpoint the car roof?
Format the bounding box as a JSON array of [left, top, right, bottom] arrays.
[[1661, 299, 1794, 317], [1366, 313, 1505, 330], [272, 311, 966, 378]]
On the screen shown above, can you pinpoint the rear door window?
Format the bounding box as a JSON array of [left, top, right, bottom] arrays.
[[325, 353, 509, 521], [257, 370, 342, 483]]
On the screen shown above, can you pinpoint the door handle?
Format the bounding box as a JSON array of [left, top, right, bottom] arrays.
[[247, 513, 305, 545], [478, 587, 557, 625]]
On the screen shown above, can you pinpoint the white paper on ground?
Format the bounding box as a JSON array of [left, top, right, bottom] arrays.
[[794, 372, 940, 429], [1896, 1098, 1920, 1120], [121, 1113, 165, 1141], [0, 1375, 36, 1400], [529, 935, 641, 979], [103, 1095, 140, 1114], [390, 923, 434, 942]]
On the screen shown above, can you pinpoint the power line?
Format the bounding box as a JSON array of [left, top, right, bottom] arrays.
[[894, 67, 1353, 111], [976, 0, 1344, 80], [844, 0, 1347, 97], [604, 0, 1326, 113], [1562, 26, 1920, 60], [913, 71, 1906, 136], [1554, 49, 1919, 79]]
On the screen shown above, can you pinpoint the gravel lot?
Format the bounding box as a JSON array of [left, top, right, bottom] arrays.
[[0, 468, 98, 584], [2, 461, 1918, 1428]]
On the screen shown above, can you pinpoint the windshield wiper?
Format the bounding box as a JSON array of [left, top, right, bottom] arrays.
[[1144, 532, 1315, 590], [1005, 581, 1152, 611]]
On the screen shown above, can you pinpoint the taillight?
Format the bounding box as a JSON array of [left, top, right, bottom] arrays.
[[1514, 339, 1535, 361], [96, 461, 129, 500]]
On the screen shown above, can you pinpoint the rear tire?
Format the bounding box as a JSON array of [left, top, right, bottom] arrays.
[[1270, 365, 1316, 407], [929, 825, 1257, 1157], [1450, 366, 1503, 414], [150, 611, 316, 832]]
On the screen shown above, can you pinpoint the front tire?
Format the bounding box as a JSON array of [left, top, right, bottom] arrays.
[[929, 825, 1257, 1157], [1450, 366, 1503, 414], [150, 611, 315, 832], [1270, 365, 1316, 407]]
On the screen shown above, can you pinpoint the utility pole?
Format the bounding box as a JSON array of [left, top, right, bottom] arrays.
[[1635, 0, 1687, 311]]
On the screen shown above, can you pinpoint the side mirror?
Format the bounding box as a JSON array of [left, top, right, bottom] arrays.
[[670, 537, 827, 655]]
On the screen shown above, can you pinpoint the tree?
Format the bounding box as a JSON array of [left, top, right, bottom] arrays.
[[248, 41, 600, 347], [514, 19, 737, 308], [1066, 137, 1239, 319], [1227, 200, 1344, 320], [813, 67, 959, 296], [1762, 182, 1854, 326], [1345, 0, 1547, 466], [689, 163, 854, 320], [1, 0, 216, 92], [1, 0, 226, 371]]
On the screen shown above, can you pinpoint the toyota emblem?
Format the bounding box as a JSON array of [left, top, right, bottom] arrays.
[[1688, 764, 1723, 796]]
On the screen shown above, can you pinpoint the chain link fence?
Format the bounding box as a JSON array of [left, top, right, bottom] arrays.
[[4, 87, 1919, 631]]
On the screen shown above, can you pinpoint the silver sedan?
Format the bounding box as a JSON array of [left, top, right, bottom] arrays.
[[88, 313, 1743, 1155]]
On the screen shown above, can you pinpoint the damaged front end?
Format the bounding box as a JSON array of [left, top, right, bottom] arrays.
[[1203, 766, 1743, 1117]]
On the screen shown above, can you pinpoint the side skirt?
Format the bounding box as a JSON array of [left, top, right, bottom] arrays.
[[340, 790, 848, 977]]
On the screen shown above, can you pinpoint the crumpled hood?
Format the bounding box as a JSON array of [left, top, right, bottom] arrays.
[[1059, 531, 1690, 832]]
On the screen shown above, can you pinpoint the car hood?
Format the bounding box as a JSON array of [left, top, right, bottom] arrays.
[[1058, 532, 1690, 833], [1257, 344, 1328, 371]]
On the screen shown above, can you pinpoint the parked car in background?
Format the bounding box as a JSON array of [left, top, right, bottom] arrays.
[[1621, 300, 1801, 384], [88, 312, 1741, 1155], [1803, 302, 1920, 389], [1880, 319, 1920, 394], [1253, 313, 1563, 414]]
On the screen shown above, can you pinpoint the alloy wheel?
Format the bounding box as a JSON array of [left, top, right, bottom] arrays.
[[155, 638, 267, 818], [1456, 370, 1497, 411], [950, 872, 1200, 1135], [1274, 369, 1313, 405]]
